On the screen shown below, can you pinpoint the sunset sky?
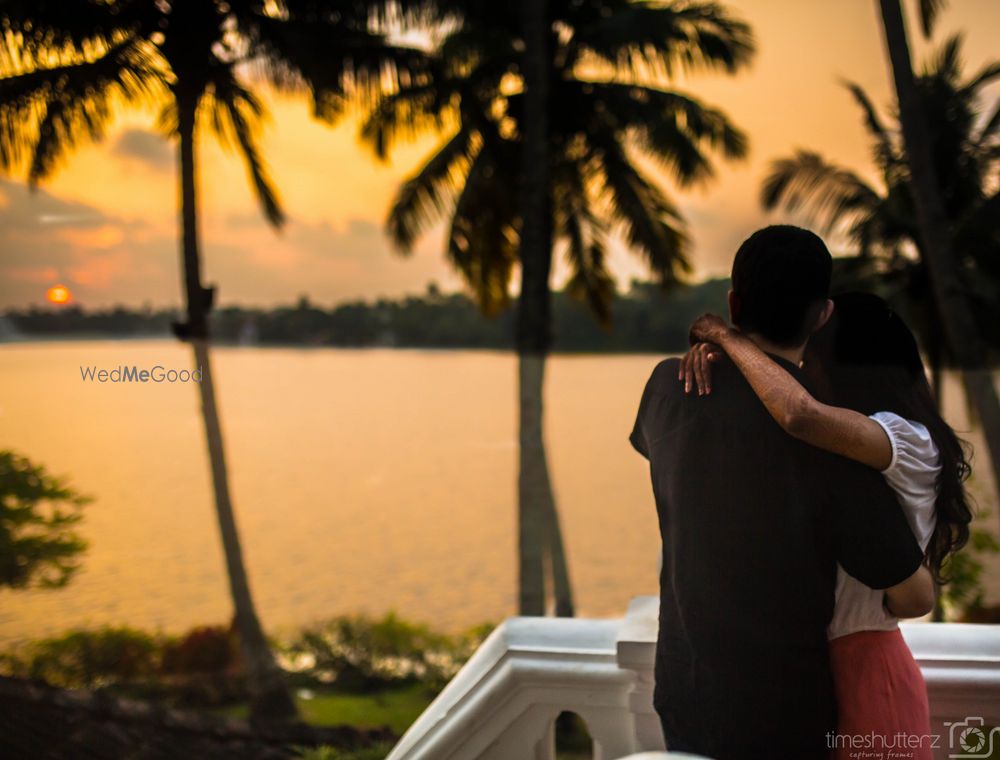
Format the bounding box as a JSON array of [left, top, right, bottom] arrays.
[[1, 0, 998, 309]]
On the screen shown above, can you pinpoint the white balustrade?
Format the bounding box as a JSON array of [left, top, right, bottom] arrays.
[[386, 596, 1000, 760]]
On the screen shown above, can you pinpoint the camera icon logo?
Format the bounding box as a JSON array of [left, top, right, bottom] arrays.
[[946, 717, 1000, 758]]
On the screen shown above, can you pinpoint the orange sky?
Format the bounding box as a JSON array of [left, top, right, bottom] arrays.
[[1, 0, 999, 309]]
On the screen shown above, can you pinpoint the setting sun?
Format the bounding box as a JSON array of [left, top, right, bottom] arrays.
[[45, 284, 72, 305]]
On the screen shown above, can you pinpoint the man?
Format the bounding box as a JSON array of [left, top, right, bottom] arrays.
[[629, 225, 923, 759]]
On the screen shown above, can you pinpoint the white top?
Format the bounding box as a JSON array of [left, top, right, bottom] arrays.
[[827, 411, 940, 641]]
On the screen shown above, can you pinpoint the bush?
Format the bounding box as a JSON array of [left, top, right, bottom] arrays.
[[0, 614, 493, 707], [0, 626, 159, 688], [280, 613, 491, 692], [940, 523, 1000, 619], [0, 622, 246, 705], [0, 450, 89, 590], [161, 623, 240, 675]]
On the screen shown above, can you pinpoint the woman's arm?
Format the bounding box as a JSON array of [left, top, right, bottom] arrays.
[[885, 565, 935, 618], [686, 314, 893, 471]]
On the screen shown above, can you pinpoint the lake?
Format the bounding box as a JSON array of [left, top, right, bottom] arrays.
[[1, 340, 997, 646], [0, 340, 666, 645]]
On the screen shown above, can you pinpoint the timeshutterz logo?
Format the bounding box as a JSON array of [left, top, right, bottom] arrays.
[[946, 718, 1000, 758], [826, 717, 1000, 759], [79, 365, 203, 384]]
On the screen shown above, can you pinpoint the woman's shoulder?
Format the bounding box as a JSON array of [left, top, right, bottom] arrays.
[[869, 411, 940, 549], [869, 411, 941, 481]]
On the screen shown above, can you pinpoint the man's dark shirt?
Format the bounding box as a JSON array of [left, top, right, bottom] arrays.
[[630, 356, 923, 760]]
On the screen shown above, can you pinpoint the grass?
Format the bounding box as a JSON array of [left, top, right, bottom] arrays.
[[296, 684, 433, 734], [292, 743, 397, 760], [213, 682, 435, 735]]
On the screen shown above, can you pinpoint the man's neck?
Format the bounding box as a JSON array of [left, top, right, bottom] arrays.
[[744, 333, 805, 367]]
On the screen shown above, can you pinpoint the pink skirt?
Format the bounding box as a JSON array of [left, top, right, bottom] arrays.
[[829, 628, 933, 760]]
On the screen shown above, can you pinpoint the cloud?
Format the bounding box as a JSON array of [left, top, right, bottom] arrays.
[[0, 179, 112, 231], [0, 176, 463, 309], [199, 213, 459, 306], [0, 179, 178, 307], [111, 129, 173, 171]]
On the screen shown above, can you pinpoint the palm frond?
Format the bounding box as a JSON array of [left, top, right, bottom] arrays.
[[557, 163, 614, 324], [568, 0, 754, 79], [954, 190, 1000, 267], [387, 126, 480, 251], [244, 12, 433, 122], [0, 0, 148, 68], [360, 77, 459, 159], [842, 80, 897, 169], [917, 0, 946, 38], [575, 81, 746, 186], [760, 150, 881, 233], [204, 69, 285, 228], [925, 33, 963, 84], [591, 136, 690, 287], [446, 146, 519, 315], [0, 35, 166, 183], [960, 60, 1000, 96]]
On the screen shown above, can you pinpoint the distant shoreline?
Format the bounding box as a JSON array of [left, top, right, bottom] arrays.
[[0, 279, 731, 355], [0, 335, 671, 357]]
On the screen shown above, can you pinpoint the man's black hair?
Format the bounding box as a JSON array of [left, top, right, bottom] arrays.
[[730, 225, 832, 347]]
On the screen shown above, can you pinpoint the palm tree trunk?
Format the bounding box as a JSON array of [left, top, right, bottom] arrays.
[[877, 0, 1000, 520], [517, 355, 548, 616], [176, 94, 298, 724], [541, 467, 575, 617], [517, 357, 576, 616], [517, 0, 573, 617], [924, 322, 944, 409]]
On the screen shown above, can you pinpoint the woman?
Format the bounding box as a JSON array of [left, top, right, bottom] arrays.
[[681, 292, 972, 760]]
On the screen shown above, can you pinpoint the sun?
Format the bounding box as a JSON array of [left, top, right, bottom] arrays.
[[46, 284, 72, 305]]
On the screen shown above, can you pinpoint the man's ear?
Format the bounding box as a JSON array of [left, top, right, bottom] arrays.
[[812, 298, 835, 333], [727, 289, 739, 324]]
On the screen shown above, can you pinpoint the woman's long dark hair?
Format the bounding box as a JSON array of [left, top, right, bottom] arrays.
[[805, 292, 972, 584]]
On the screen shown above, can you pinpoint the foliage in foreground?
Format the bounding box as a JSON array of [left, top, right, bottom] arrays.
[[279, 613, 493, 692], [0, 450, 89, 590], [0, 613, 492, 706], [940, 522, 1000, 617], [0, 621, 245, 704]]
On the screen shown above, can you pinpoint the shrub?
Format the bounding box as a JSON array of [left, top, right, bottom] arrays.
[[281, 613, 491, 692], [0, 450, 89, 590], [160, 623, 240, 675], [0, 626, 159, 688], [940, 525, 1000, 617]]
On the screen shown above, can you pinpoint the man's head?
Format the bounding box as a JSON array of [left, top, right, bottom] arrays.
[[728, 225, 834, 349]]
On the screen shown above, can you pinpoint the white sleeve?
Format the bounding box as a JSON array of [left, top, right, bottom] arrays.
[[870, 411, 940, 550]]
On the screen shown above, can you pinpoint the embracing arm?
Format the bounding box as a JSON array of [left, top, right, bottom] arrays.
[[687, 314, 893, 471]]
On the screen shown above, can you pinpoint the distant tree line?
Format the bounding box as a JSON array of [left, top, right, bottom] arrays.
[[4, 279, 730, 353]]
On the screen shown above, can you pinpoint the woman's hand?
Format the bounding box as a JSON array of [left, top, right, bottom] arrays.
[[688, 313, 731, 345], [679, 342, 722, 395]]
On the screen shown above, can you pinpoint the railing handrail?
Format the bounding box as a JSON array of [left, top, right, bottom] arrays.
[[386, 598, 1000, 760]]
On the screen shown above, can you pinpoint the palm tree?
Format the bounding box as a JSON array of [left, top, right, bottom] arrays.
[[0, 0, 428, 723], [362, 0, 753, 615], [761, 25, 1000, 511], [517, 0, 556, 616], [877, 0, 1000, 529]]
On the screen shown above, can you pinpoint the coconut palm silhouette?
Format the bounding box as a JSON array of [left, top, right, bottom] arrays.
[[0, 0, 430, 723], [363, 0, 754, 615]]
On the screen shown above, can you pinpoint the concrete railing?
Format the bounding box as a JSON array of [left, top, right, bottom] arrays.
[[386, 596, 1000, 760]]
